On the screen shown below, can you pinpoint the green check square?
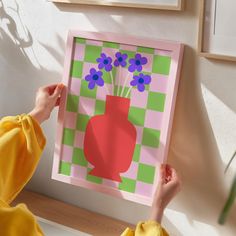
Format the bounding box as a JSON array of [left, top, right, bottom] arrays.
[[76, 114, 90, 131], [137, 46, 154, 54], [75, 37, 86, 44], [137, 163, 155, 184], [94, 100, 106, 115], [133, 144, 141, 162], [62, 128, 75, 146], [114, 85, 131, 98], [103, 41, 120, 49], [59, 161, 71, 176], [80, 80, 97, 98], [102, 67, 116, 84], [70, 61, 83, 78], [142, 128, 160, 148], [72, 148, 88, 167], [66, 94, 79, 112], [147, 92, 166, 112], [152, 55, 171, 75], [119, 177, 136, 193], [84, 45, 102, 63], [128, 107, 146, 126], [87, 169, 103, 184]]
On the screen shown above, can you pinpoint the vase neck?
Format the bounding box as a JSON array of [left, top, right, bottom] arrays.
[[105, 95, 130, 118]]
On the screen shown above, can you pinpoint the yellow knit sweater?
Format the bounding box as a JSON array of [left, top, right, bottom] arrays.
[[0, 114, 168, 236]]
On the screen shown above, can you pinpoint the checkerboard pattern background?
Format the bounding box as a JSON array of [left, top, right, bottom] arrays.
[[58, 37, 172, 198]]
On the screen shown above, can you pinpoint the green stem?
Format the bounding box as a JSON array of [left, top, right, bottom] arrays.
[[218, 175, 236, 224], [225, 150, 236, 173]]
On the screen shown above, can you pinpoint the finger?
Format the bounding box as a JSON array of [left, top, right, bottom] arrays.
[[158, 164, 166, 184], [51, 84, 64, 99], [166, 168, 181, 189], [168, 166, 178, 180], [55, 97, 60, 106], [40, 84, 58, 94], [166, 177, 181, 192]]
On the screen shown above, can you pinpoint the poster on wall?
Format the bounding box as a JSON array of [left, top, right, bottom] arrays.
[[50, 0, 184, 10], [52, 31, 184, 205], [198, 0, 236, 61]]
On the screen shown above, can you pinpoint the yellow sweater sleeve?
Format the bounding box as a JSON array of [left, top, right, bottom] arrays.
[[121, 221, 169, 236], [0, 114, 46, 236]]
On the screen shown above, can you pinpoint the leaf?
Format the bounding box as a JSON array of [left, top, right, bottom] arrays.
[[224, 150, 236, 174], [218, 175, 236, 224]]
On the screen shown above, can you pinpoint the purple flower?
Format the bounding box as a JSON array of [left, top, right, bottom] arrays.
[[130, 73, 151, 92], [96, 53, 113, 72], [128, 53, 147, 72], [85, 68, 104, 89], [114, 52, 128, 67]]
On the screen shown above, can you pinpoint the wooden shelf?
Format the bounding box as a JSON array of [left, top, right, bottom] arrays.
[[11, 190, 134, 236]]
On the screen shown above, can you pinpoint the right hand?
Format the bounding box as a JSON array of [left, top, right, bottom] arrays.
[[150, 164, 181, 222]]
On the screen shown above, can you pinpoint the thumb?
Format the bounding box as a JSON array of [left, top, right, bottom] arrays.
[[51, 84, 64, 99]]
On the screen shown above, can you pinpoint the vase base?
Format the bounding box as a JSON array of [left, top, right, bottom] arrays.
[[89, 168, 122, 182]]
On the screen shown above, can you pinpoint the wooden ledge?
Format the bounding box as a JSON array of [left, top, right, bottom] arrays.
[[11, 190, 134, 236]]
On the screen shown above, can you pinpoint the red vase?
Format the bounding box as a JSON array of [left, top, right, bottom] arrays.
[[84, 95, 137, 182]]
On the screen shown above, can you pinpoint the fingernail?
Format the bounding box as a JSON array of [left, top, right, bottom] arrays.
[[58, 83, 64, 89]]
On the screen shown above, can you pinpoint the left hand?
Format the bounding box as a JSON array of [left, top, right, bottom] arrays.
[[29, 84, 64, 124]]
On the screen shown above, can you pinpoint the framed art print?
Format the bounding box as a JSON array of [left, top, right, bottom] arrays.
[[50, 0, 184, 11], [198, 0, 236, 62], [52, 31, 184, 205]]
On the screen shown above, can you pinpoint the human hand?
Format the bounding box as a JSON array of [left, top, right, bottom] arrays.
[[29, 84, 64, 124], [150, 164, 181, 223]]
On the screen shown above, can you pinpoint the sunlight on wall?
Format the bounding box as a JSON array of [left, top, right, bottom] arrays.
[[165, 209, 220, 236], [202, 84, 236, 171]]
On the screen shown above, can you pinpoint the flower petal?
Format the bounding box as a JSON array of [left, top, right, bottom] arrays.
[[137, 83, 145, 92], [101, 53, 106, 58], [90, 68, 96, 74], [85, 75, 91, 81], [129, 58, 135, 64], [128, 64, 136, 72], [144, 75, 151, 84], [141, 57, 147, 65], [133, 75, 140, 81], [135, 53, 142, 60], [130, 79, 138, 86], [114, 60, 119, 67], [98, 63, 104, 69], [136, 65, 142, 72], [96, 78, 104, 86], [105, 64, 112, 72], [107, 57, 112, 63], [97, 71, 103, 76], [88, 81, 96, 89], [120, 61, 127, 67], [123, 54, 128, 60], [116, 52, 121, 58]]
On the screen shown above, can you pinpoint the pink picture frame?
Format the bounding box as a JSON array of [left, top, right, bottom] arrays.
[[52, 30, 184, 206]]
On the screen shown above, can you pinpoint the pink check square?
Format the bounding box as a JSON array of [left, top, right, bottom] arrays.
[[78, 97, 96, 116], [61, 145, 73, 162], [74, 43, 85, 61]]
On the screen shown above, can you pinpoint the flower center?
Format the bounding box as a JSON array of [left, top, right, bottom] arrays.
[[135, 60, 141, 66], [93, 74, 99, 80], [138, 78, 144, 84], [103, 59, 109, 65], [118, 57, 123, 62]]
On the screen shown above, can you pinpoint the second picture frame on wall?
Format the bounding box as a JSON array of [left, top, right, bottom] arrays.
[[49, 0, 184, 11], [198, 0, 236, 62]]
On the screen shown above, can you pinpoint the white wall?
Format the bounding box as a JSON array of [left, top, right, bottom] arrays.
[[1, 0, 236, 235]]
